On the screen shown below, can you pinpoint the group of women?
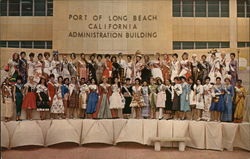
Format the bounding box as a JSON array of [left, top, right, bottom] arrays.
[[1, 50, 247, 123]]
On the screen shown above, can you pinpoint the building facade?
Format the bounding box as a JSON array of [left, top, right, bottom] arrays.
[[0, 0, 249, 68]]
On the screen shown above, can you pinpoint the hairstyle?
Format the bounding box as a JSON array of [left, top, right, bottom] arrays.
[[58, 76, 63, 81], [216, 77, 221, 81], [156, 78, 163, 84], [111, 56, 117, 62], [49, 74, 55, 79], [29, 52, 35, 57], [173, 77, 179, 81], [180, 76, 186, 81], [127, 55, 132, 59], [182, 52, 188, 58], [63, 78, 69, 84], [230, 53, 236, 57], [38, 78, 47, 87], [125, 78, 131, 81], [90, 53, 96, 58], [172, 53, 178, 58], [70, 53, 76, 58], [237, 79, 242, 84], [205, 76, 211, 81], [97, 54, 103, 59], [44, 52, 50, 57], [16, 76, 23, 82], [165, 79, 172, 84], [224, 78, 231, 82], [201, 55, 207, 59], [135, 78, 141, 84], [90, 78, 97, 84], [118, 52, 123, 56], [12, 53, 19, 61], [105, 54, 110, 58], [38, 53, 43, 58], [80, 53, 85, 57], [20, 51, 26, 56]]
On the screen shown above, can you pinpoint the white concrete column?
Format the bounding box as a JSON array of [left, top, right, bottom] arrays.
[[229, 0, 237, 49]]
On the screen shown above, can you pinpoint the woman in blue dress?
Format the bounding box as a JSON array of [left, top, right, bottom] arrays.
[[210, 77, 225, 121], [86, 78, 99, 118], [221, 78, 234, 122], [180, 76, 190, 120], [61, 78, 70, 118]]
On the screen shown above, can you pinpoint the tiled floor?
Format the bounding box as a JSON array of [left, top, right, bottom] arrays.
[[1, 143, 250, 159]]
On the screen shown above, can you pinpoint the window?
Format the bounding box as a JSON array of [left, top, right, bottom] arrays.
[[173, 42, 182, 50], [221, 42, 230, 48], [0, 41, 7, 47], [47, 0, 53, 16], [35, 0, 46, 16], [182, 42, 194, 49], [221, 0, 229, 17], [0, 41, 52, 49], [0, 0, 8, 16], [195, 42, 207, 49], [247, 0, 250, 17], [195, 0, 206, 17], [173, 0, 229, 17], [9, 0, 20, 16], [182, 0, 193, 17], [208, 0, 219, 17], [173, 41, 230, 50], [21, 0, 33, 16], [208, 42, 220, 48], [34, 41, 46, 49], [237, 42, 250, 47], [1, 0, 53, 16], [21, 41, 32, 48], [46, 41, 52, 49], [8, 41, 20, 48], [237, 0, 250, 17], [237, 0, 246, 17]]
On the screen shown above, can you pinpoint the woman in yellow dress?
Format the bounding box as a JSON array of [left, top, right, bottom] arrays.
[[234, 79, 247, 123]]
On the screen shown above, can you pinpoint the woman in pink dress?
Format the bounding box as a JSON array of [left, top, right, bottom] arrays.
[[78, 53, 89, 81]]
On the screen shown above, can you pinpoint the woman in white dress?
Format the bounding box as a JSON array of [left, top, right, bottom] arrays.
[[209, 53, 222, 84], [34, 54, 44, 83], [43, 52, 51, 80], [125, 55, 134, 80], [61, 55, 71, 79], [134, 53, 143, 80], [151, 53, 163, 81], [202, 77, 213, 121], [79, 78, 89, 118], [189, 78, 197, 120], [195, 79, 205, 120], [109, 77, 124, 118], [51, 76, 64, 119], [27, 53, 36, 78], [156, 78, 166, 119], [51, 54, 62, 81], [170, 53, 180, 81], [179, 52, 191, 79]]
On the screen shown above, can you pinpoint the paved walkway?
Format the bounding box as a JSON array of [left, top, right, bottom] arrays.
[[1, 143, 250, 159]]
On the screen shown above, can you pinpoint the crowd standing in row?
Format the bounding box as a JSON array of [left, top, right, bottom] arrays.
[[1, 50, 247, 123]]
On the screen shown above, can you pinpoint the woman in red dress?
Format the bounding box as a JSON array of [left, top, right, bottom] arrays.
[[22, 76, 37, 120], [47, 74, 56, 115], [102, 54, 112, 80]]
